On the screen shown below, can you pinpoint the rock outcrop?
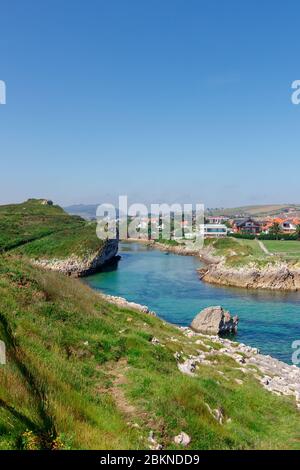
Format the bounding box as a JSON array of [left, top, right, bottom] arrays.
[[33, 238, 119, 277], [103, 294, 156, 316], [199, 262, 300, 291], [174, 432, 191, 446], [177, 328, 300, 409], [154, 241, 200, 256], [191, 306, 238, 335], [40, 199, 53, 206]]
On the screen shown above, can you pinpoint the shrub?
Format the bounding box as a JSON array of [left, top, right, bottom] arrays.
[[258, 233, 298, 241], [230, 233, 256, 240]]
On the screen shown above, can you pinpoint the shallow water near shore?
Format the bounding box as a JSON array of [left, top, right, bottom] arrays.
[[85, 242, 300, 364]]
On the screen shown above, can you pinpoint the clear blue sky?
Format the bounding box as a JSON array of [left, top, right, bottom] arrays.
[[1, 0, 300, 208]]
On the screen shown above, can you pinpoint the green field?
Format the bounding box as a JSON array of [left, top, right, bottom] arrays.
[[206, 237, 300, 266], [263, 240, 300, 260]]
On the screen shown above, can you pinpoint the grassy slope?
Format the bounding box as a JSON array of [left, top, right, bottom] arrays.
[[204, 237, 270, 267], [207, 204, 300, 217], [0, 199, 103, 260], [1, 257, 300, 450], [1, 201, 300, 450]]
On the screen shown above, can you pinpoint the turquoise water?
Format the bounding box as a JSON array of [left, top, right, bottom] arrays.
[[85, 242, 300, 363]]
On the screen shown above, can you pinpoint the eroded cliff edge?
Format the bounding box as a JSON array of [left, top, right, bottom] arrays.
[[33, 238, 119, 277], [199, 257, 300, 291], [0, 199, 119, 277]]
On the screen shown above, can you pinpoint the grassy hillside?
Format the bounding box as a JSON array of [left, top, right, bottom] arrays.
[[1, 256, 300, 450], [207, 204, 300, 217], [1, 200, 300, 450], [0, 199, 103, 260], [204, 237, 269, 267]]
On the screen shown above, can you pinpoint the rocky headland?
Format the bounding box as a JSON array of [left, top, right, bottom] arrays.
[[127, 238, 300, 291], [33, 238, 119, 277], [199, 260, 300, 291]]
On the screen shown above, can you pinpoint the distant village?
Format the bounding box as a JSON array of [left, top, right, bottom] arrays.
[[125, 208, 300, 241], [71, 204, 300, 241], [203, 209, 300, 239]]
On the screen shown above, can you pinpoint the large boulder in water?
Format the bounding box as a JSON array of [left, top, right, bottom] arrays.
[[191, 306, 238, 335]]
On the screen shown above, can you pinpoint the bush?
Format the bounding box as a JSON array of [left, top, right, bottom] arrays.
[[258, 233, 298, 241], [230, 233, 299, 241], [230, 233, 256, 240]]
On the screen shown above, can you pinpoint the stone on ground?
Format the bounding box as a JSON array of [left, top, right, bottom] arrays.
[[191, 305, 238, 335]]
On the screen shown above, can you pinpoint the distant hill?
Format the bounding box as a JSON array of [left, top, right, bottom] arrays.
[[65, 203, 300, 220], [64, 204, 98, 220], [64, 204, 123, 220], [206, 204, 300, 218]]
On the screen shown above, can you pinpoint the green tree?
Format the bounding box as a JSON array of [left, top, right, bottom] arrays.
[[270, 222, 281, 240], [295, 224, 300, 241]]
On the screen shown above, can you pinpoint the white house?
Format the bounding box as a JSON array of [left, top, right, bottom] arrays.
[[203, 224, 228, 238], [206, 216, 229, 224]]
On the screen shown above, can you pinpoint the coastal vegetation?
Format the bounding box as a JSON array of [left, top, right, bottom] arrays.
[[1, 200, 300, 450], [156, 238, 180, 247], [200, 236, 300, 291], [263, 240, 300, 260], [204, 237, 300, 267], [0, 199, 103, 259], [204, 237, 268, 267], [2, 255, 300, 449]]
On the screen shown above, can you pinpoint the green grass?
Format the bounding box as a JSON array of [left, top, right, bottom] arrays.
[[156, 238, 181, 247], [204, 237, 270, 267], [263, 240, 300, 260], [0, 199, 103, 260], [235, 238, 266, 257], [14, 223, 102, 260], [1, 201, 300, 449], [206, 237, 300, 266], [1, 256, 300, 449]]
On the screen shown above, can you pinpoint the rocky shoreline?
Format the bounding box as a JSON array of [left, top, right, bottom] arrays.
[[126, 294, 300, 408], [33, 238, 119, 277], [124, 238, 200, 256], [199, 260, 300, 291], [155, 241, 300, 292], [97, 291, 300, 407], [177, 327, 300, 408], [153, 241, 200, 256], [32, 231, 300, 408], [101, 293, 156, 316], [124, 238, 300, 292]]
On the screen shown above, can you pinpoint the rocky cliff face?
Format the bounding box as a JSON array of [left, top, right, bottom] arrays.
[[33, 238, 119, 277], [199, 262, 300, 291]]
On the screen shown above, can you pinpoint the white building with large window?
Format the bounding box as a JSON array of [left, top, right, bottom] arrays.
[[203, 224, 228, 238]]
